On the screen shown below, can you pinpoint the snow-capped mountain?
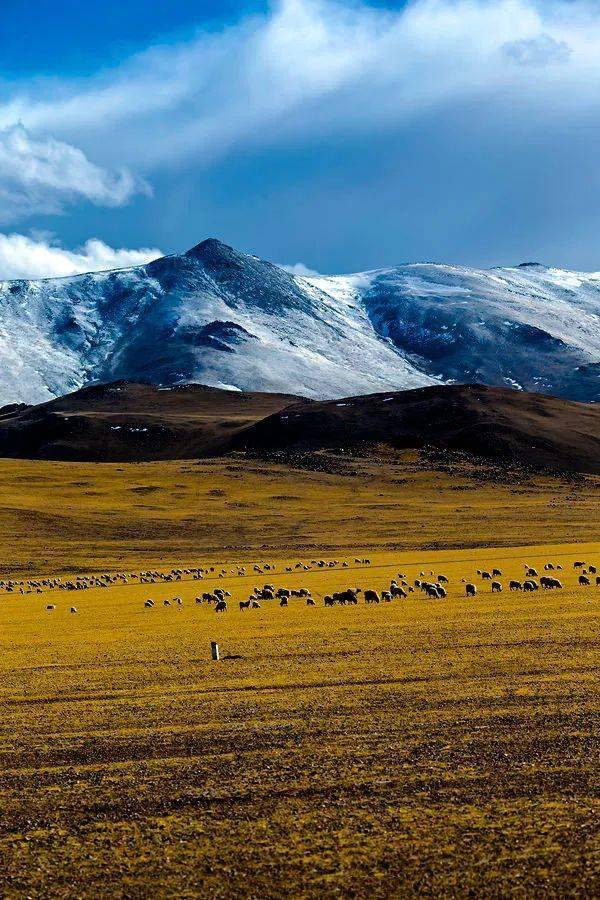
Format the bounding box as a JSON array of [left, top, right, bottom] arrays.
[[0, 238, 598, 405]]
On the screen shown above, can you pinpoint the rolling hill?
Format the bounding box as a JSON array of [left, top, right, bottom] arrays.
[[0, 381, 303, 462], [233, 383, 600, 474], [0, 380, 598, 473]]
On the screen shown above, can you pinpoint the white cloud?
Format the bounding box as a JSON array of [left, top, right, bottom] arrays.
[[282, 262, 321, 277], [2, 0, 600, 174], [0, 233, 162, 280], [0, 124, 149, 223]]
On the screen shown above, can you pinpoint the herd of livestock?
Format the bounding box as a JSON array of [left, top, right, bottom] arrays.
[[178, 558, 599, 612], [0, 556, 597, 615]]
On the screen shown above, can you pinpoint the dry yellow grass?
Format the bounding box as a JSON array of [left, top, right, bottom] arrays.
[[0, 453, 599, 897], [0, 451, 598, 575]]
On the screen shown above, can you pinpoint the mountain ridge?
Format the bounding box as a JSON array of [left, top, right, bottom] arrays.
[[0, 238, 598, 405]]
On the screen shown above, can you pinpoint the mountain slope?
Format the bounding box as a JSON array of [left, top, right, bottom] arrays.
[[233, 383, 600, 474], [0, 381, 304, 462], [0, 239, 598, 405]]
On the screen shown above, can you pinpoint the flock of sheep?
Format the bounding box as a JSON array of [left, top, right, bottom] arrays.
[[2, 555, 597, 615], [141, 558, 599, 613]]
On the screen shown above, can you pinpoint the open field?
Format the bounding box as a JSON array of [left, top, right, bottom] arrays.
[[0, 450, 599, 576], [0, 453, 599, 897]]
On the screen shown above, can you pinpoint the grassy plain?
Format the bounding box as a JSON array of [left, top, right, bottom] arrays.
[[0, 450, 599, 574], [0, 451, 599, 897]]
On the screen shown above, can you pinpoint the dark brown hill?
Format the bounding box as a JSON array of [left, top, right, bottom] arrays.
[[0, 382, 304, 462], [0, 381, 598, 473], [231, 384, 600, 474]]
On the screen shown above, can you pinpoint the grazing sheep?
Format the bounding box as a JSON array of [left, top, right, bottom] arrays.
[[540, 576, 562, 590], [279, 597, 288, 607], [579, 575, 591, 586], [574, 561, 585, 568], [465, 584, 477, 597], [491, 581, 502, 593], [46, 605, 55, 610], [324, 595, 334, 607], [509, 580, 522, 591], [492, 568, 502, 577], [364, 589, 380, 605], [589, 565, 597, 574], [306, 596, 316, 606], [145, 600, 154, 608], [481, 571, 491, 580], [70, 607, 78, 613], [239, 600, 251, 610], [526, 568, 538, 578], [523, 580, 538, 592], [215, 600, 227, 612]]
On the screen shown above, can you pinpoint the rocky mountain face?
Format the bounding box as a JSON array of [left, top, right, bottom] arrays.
[[0, 238, 598, 405]]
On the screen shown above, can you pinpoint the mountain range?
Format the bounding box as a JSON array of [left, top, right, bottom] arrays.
[[0, 238, 599, 405]]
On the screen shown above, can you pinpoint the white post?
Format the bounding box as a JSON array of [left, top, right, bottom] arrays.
[[210, 641, 220, 661]]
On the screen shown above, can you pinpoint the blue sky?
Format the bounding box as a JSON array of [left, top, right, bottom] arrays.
[[1, 0, 600, 278], [0, 1, 264, 76]]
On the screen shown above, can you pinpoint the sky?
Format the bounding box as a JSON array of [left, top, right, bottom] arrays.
[[2, 0, 600, 278]]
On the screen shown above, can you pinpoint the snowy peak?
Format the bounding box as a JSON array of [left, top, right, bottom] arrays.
[[0, 241, 598, 405], [184, 237, 241, 263]]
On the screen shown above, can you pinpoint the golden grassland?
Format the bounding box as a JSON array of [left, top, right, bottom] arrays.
[[0, 450, 599, 575], [0, 452, 599, 897]]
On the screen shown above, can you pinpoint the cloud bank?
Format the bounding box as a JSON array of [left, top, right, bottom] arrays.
[[2, 0, 599, 171], [2, 1, 600, 269], [0, 125, 149, 223], [0, 233, 162, 280]]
